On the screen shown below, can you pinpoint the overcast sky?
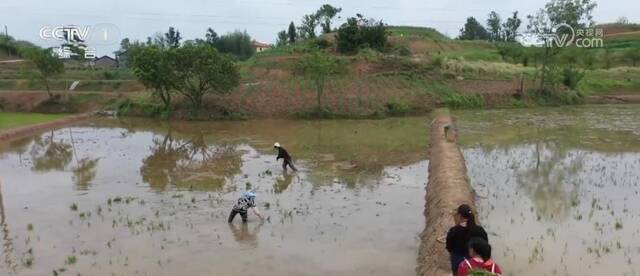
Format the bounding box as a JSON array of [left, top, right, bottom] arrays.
[[1, 0, 638, 56]]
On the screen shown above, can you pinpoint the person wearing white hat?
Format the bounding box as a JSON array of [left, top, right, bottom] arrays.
[[274, 142, 297, 172]]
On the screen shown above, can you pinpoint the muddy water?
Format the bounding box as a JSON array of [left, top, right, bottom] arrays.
[[0, 118, 428, 276], [455, 105, 640, 276]]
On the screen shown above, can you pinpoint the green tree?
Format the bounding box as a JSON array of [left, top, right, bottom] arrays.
[[336, 14, 388, 54], [169, 44, 240, 108], [216, 30, 255, 61], [1, 34, 37, 58], [458, 17, 489, 40], [527, 0, 597, 92], [151, 32, 167, 48], [336, 17, 361, 54], [165, 27, 182, 48], [317, 4, 342, 34], [496, 42, 525, 64], [288, 22, 298, 43], [616, 16, 629, 24], [503, 11, 522, 42], [298, 13, 321, 39], [23, 48, 64, 99], [487, 11, 502, 41], [297, 49, 339, 111], [130, 46, 175, 110], [205, 28, 219, 46], [276, 30, 288, 46], [120, 38, 131, 51], [543, 0, 597, 29]]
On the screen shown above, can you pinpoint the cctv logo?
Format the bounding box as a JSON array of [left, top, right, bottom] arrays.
[[40, 25, 90, 43], [39, 23, 120, 45]]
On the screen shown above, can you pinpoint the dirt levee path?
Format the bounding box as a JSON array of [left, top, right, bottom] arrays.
[[0, 113, 94, 143], [417, 114, 476, 276]]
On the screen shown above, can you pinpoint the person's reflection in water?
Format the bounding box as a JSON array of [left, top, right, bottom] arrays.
[[228, 220, 263, 248], [273, 173, 294, 193]]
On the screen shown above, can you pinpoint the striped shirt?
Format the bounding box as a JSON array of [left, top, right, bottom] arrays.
[[232, 196, 256, 212]]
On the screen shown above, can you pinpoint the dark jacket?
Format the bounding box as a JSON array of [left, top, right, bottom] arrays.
[[446, 224, 488, 256], [276, 147, 292, 161]]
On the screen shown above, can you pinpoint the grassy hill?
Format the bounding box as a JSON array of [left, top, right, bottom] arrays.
[[1, 25, 639, 118]]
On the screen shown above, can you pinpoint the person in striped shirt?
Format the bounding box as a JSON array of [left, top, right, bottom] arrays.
[[228, 191, 264, 223]]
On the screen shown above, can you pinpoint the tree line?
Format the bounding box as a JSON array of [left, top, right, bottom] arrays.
[[117, 27, 256, 63], [458, 0, 639, 94], [124, 29, 241, 112], [459, 11, 522, 42], [273, 5, 389, 55]]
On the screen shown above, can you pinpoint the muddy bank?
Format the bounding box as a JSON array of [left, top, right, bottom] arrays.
[[0, 112, 93, 143], [0, 91, 121, 113], [417, 114, 476, 276], [585, 94, 640, 104]]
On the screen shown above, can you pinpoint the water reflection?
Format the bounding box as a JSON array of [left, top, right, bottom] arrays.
[[228, 221, 264, 248], [140, 129, 243, 191], [72, 157, 99, 190], [0, 117, 429, 275], [457, 105, 640, 275], [29, 130, 72, 172], [516, 142, 583, 222], [90, 117, 428, 190], [273, 173, 294, 193]]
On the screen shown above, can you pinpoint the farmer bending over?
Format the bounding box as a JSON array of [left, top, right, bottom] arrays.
[[228, 191, 264, 223], [274, 142, 297, 172]]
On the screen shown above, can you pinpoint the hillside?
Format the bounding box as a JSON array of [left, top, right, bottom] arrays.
[[1, 25, 640, 117]]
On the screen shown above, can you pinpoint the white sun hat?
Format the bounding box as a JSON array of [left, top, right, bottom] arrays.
[[274, 142, 281, 147]]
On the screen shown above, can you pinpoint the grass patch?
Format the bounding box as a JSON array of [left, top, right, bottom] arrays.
[[528, 89, 584, 106], [0, 112, 68, 131], [422, 80, 484, 109], [439, 58, 535, 80], [578, 67, 640, 95], [387, 26, 449, 40], [440, 48, 502, 62], [439, 91, 484, 109]]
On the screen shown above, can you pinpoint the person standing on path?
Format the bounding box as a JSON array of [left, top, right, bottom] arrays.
[[457, 238, 503, 276], [446, 204, 489, 275], [274, 142, 297, 172]]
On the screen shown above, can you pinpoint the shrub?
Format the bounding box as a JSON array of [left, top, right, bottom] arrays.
[[429, 85, 484, 109], [562, 67, 585, 90], [394, 45, 412, 56], [431, 55, 444, 68], [211, 30, 256, 61], [311, 38, 331, 49], [384, 100, 411, 115], [102, 70, 120, 80], [440, 92, 484, 109], [529, 89, 583, 105], [336, 15, 388, 54]]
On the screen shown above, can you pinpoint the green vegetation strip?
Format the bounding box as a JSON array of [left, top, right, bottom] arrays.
[[0, 112, 68, 131]]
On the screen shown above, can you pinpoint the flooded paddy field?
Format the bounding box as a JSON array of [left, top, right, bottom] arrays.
[[0, 118, 428, 275], [456, 104, 640, 276]]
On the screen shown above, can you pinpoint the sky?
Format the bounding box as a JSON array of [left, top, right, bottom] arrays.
[[1, 0, 638, 56]]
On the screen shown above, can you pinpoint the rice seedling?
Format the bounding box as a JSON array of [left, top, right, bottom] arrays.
[[65, 255, 77, 265]]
